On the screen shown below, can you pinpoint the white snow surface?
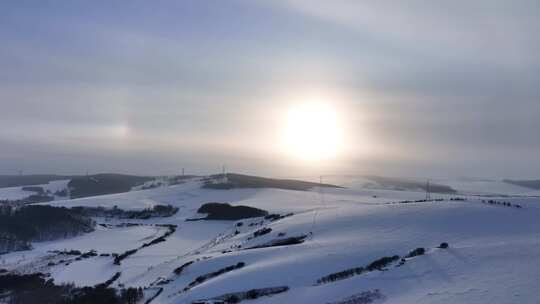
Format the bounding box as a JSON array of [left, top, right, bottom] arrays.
[[0, 179, 70, 200], [3, 176, 540, 304]]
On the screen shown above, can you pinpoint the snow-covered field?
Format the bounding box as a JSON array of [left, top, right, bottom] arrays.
[[0, 179, 69, 200], [2, 176, 540, 304]]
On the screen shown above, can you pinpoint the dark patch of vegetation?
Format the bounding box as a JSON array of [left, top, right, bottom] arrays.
[[317, 254, 401, 285], [264, 213, 294, 222], [202, 173, 341, 191], [195, 202, 268, 220], [173, 261, 194, 275], [70, 204, 178, 219], [388, 197, 466, 205], [113, 249, 138, 265], [0, 273, 47, 293], [68, 286, 143, 304], [405, 247, 425, 258], [182, 262, 246, 293], [192, 286, 289, 304], [50, 249, 82, 256], [366, 255, 400, 271], [68, 174, 154, 199], [246, 235, 307, 250], [81, 250, 98, 258], [481, 199, 522, 209], [252, 227, 272, 238], [0, 205, 94, 254], [0, 273, 143, 304], [144, 287, 163, 304], [248, 220, 264, 227], [114, 225, 176, 265], [141, 236, 166, 247], [316, 266, 365, 285], [95, 272, 121, 289], [141, 225, 176, 248]]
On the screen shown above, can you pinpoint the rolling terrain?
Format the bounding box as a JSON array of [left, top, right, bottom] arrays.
[[1, 174, 540, 303]]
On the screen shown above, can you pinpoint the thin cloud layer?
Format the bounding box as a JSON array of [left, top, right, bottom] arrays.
[[0, 1, 539, 178]]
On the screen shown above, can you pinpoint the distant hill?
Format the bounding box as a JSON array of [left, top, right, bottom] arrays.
[[0, 175, 73, 188], [364, 175, 457, 194], [203, 173, 342, 191], [68, 174, 154, 199], [503, 179, 540, 190]]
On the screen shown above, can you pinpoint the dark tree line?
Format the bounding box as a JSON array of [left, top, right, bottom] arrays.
[[0, 205, 94, 254], [114, 224, 176, 265], [70, 205, 178, 220], [0, 273, 143, 304], [182, 262, 246, 293]]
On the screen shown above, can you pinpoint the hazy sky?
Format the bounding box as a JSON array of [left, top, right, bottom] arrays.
[[1, 1, 539, 178]]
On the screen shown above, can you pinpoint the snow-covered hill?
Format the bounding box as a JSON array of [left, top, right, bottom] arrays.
[[2, 176, 540, 304]]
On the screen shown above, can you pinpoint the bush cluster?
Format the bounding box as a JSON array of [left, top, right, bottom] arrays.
[[317, 255, 401, 284], [404, 248, 425, 258], [252, 227, 272, 238], [183, 262, 246, 292], [71, 205, 178, 220], [246, 235, 307, 250], [264, 213, 294, 222], [173, 261, 194, 275], [141, 225, 176, 248], [482, 200, 522, 208], [113, 249, 138, 265], [438, 242, 449, 249], [196, 202, 268, 220]]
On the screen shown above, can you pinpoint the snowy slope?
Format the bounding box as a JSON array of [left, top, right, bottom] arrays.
[[3, 176, 540, 304], [435, 178, 540, 196], [0, 179, 70, 200]]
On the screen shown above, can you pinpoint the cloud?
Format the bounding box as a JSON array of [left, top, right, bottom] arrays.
[[274, 0, 540, 67]]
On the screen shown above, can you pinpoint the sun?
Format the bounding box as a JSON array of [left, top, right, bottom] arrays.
[[282, 101, 343, 161]]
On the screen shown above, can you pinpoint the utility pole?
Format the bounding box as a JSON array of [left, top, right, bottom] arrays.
[[426, 179, 431, 201]]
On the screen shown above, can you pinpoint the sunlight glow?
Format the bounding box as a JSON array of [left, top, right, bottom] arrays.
[[110, 124, 130, 138], [282, 101, 344, 161]]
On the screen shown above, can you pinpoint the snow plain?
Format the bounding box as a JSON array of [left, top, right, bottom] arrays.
[[0, 179, 70, 201], [2, 176, 540, 304]]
